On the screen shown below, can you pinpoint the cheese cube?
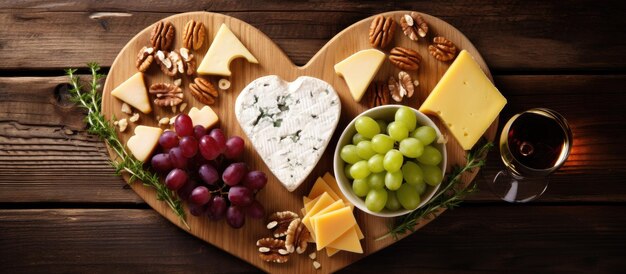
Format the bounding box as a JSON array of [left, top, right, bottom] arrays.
[[188, 106, 219, 129], [334, 49, 385, 102], [111, 72, 151, 114], [197, 24, 258, 76], [126, 126, 162, 162], [311, 207, 356, 250], [419, 50, 507, 150]]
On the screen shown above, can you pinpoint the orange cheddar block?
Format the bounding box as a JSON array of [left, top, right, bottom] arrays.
[[304, 195, 323, 213], [309, 200, 345, 232], [302, 193, 335, 241], [309, 177, 341, 201], [312, 207, 356, 250]]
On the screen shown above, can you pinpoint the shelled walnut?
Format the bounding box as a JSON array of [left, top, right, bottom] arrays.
[[155, 50, 177, 77], [179, 48, 196, 75], [150, 21, 175, 50], [135, 46, 154, 72], [257, 238, 290, 263], [428, 36, 458, 62], [266, 211, 299, 238], [285, 218, 310, 254], [400, 12, 428, 41], [189, 77, 218, 105], [368, 15, 396, 48], [149, 83, 183, 107], [389, 71, 415, 102]]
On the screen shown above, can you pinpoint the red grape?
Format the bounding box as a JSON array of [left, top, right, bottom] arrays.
[[226, 206, 245, 228], [179, 136, 198, 158], [199, 135, 221, 160], [222, 162, 248, 186], [168, 147, 187, 169], [158, 131, 179, 149], [174, 114, 194, 137], [177, 181, 197, 200], [193, 125, 207, 140], [228, 186, 253, 206], [246, 200, 265, 219], [208, 196, 227, 220], [189, 203, 210, 216], [224, 136, 245, 159], [165, 168, 188, 190], [189, 186, 211, 205], [198, 164, 219, 185], [242, 171, 267, 190], [151, 153, 173, 173], [209, 128, 227, 153]]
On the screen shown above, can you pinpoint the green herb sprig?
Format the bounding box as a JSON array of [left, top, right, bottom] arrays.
[[377, 141, 493, 241], [66, 63, 189, 229]]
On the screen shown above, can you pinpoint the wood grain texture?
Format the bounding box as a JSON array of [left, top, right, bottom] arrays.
[[0, 0, 625, 70], [1, 207, 624, 273], [99, 11, 498, 273]]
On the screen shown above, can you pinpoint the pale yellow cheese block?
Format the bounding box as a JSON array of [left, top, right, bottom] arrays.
[[110, 72, 151, 114], [334, 49, 385, 102], [188, 106, 219, 129], [311, 207, 356, 250], [126, 125, 162, 162], [197, 23, 258, 76], [419, 50, 506, 150]]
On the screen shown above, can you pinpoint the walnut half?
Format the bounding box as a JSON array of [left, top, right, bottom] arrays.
[[266, 211, 299, 238], [257, 238, 289, 263], [285, 218, 310, 254]]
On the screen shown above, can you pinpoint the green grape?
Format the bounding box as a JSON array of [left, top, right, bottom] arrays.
[[352, 178, 369, 197], [352, 133, 368, 145], [395, 106, 417, 132], [384, 170, 403, 190], [367, 154, 385, 173], [376, 120, 388, 134], [414, 181, 426, 195], [365, 188, 388, 212], [356, 141, 376, 160], [383, 149, 403, 172], [387, 121, 409, 141], [344, 164, 353, 179], [421, 164, 443, 186], [340, 145, 361, 164], [401, 161, 424, 186], [355, 116, 380, 139], [417, 146, 442, 166], [399, 137, 424, 158], [412, 126, 437, 145], [397, 183, 421, 210], [371, 134, 394, 154], [368, 172, 385, 189], [385, 190, 402, 211], [350, 160, 371, 179]]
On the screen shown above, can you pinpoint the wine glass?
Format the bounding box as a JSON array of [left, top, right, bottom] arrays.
[[488, 108, 573, 203]]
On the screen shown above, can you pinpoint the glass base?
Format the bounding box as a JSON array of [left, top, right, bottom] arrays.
[[489, 170, 549, 203]]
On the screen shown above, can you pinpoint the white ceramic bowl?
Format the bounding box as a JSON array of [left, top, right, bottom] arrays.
[[333, 105, 447, 217]]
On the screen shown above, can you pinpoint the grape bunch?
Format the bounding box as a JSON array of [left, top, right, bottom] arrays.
[[340, 106, 443, 212], [150, 114, 267, 228]]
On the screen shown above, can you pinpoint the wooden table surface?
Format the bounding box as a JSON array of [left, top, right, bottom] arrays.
[[1, 1, 625, 273]]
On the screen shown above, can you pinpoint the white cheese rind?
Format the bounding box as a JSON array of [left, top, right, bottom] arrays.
[[235, 76, 341, 192]]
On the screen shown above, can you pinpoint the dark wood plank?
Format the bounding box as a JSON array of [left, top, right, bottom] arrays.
[[1, 75, 624, 204], [1, 206, 624, 273], [0, 0, 624, 69]]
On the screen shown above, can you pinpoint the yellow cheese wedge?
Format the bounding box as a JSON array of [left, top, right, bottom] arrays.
[[419, 50, 507, 150], [126, 126, 162, 162], [309, 200, 345, 231], [188, 106, 219, 129], [110, 72, 151, 114], [302, 193, 335, 241], [309, 177, 341, 201], [326, 247, 340, 257], [304, 195, 322, 213], [197, 24, 258, 76], [326, 227, 363, 253], [312, 207, 356, 250], [334, 49, 385, 102], [322, 172, 355, 211]]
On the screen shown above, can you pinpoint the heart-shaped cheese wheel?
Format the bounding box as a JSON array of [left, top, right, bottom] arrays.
[[235, 75, 341, 192]]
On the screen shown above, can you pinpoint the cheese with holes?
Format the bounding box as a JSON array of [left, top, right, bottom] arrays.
[[420, 50, 507, 150], [188, 106, 219, 129], [334, 49, 385, 102], [197, 24, 258, 76], [235, 76, 341, 192], [311, 207, 356, 250], [111, 72, 151, 114], [126, 126, 162, 162]]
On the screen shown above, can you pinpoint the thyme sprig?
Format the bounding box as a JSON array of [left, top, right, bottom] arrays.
[[66, 63, 189, 229], [377, 142, 493, 241]]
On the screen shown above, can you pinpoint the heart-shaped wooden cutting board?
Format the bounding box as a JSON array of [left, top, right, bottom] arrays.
[[102, 11, 497, 273]]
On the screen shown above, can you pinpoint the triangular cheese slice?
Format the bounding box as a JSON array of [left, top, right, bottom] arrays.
[[334, 49, 385, 102], [111, 72, 151, 114], [326, 227, 363, 253], [197, 24, 258, 76], [312, 207, 356, 250], [126, 126, 162, 162], [188, 106, 219, 129], [308, 177, 341, 201]]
